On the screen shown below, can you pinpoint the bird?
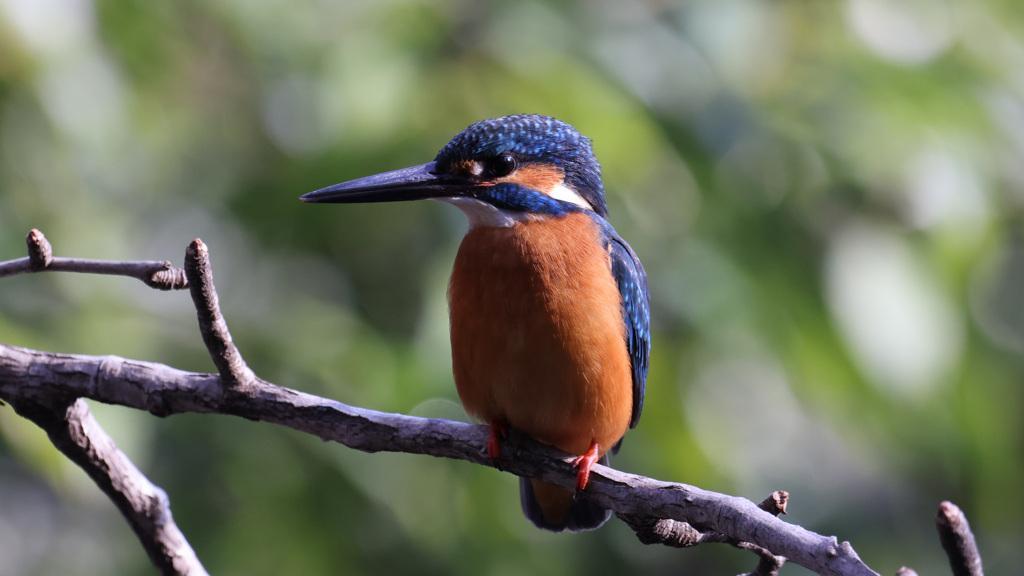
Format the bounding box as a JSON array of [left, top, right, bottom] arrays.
[[301, 114, 650, 532]]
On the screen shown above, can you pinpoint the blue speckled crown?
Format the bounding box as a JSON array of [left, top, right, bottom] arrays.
[[434, 115, 607, 216]]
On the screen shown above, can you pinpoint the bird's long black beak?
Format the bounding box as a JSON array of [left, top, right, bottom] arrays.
[[301, 162, 475, 204]]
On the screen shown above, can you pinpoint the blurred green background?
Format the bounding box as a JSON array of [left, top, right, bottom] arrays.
[[1, 0, 1022, 574]]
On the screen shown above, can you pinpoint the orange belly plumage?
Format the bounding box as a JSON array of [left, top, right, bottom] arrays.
[[448, 212, 633, 464]]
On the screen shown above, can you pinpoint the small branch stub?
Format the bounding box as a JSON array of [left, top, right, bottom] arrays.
[[936, 501, 984, 576], [615, 512, 704, 547], [26, 229, 53, 270], [760, 491, 789, 516]]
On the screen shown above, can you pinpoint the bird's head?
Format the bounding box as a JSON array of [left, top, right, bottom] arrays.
[[301, 115, 608, 224]]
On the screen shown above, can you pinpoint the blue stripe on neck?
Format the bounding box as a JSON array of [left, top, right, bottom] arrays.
[[474, 183, 586, 217]]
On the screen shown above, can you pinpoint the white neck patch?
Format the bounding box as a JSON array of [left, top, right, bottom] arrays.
[[436, 178, 593, 230], [546, 181, 593, 211], [438, 197, 536, 229]]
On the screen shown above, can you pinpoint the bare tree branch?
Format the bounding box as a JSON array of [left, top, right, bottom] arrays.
[[0, 231, 983, 576], [936, 501, 984, 576], [0, 229, 188, 290], [1, 229, 197, 573], [0, 342, 879, 576], [5, 395, 207, 575]]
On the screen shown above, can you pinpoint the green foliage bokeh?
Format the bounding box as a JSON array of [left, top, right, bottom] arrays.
[[1, 1, 1023, 574]]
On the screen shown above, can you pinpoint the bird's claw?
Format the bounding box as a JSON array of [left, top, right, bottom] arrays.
[[571, 441, 601, 500], [487, 421, 507, 469]]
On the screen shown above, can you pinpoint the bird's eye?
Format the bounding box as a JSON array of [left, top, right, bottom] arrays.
[[490, 154, 517, 177]]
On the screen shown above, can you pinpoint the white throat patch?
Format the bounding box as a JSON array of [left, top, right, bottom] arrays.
[[437, 181, 592, 230], [439, 197, 535, 229]]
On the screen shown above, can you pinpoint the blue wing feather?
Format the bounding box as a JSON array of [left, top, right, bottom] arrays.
[[594, 216, 650, 430]]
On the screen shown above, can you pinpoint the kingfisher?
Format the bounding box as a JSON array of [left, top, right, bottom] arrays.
[[302, 114, 650, 532]]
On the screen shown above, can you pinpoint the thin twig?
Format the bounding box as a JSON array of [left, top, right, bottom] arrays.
[[936, 501, 984, 576], [738, 543, 786, 576], [733, 491, 790, 575], [183, 239, 255, 388], [5, 395, 207, 575], [0, 229, 188, 290], [716, 491, 789, 576]]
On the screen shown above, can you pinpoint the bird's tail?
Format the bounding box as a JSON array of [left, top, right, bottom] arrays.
[[518, 455, 611, 532]]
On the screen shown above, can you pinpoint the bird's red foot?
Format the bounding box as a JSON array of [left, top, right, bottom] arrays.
[[487, 421, 507, 462], [571, 441, 601, 497]]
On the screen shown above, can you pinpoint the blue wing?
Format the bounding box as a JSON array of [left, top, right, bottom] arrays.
[[595, 217, 650, 430]]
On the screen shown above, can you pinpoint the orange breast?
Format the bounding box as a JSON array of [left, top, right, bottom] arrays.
[[447, 213, 633, 457]]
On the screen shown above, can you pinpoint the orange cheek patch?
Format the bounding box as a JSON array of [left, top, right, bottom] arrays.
[[501, 164, 565, 194]]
